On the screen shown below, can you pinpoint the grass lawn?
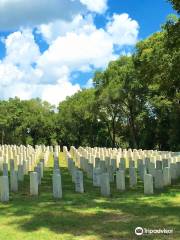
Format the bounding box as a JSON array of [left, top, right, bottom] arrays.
[[0, 153, 180, 240]]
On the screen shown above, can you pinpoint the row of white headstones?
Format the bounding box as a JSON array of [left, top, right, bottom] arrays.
[[63, 146, 180, 197], [0, 145, 52, 202], [0, 145, 180, 201]]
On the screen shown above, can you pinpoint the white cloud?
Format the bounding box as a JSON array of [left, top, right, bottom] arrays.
[[106, 13, 139, 45], [38, 13, 138, 73], [4, 29, 40, 67], [0, 30, 81, 105], [1, 82, 37, 100], [37, 30, 115, 72], [0, 0, 84, 30], [41, 81, 81, 104], [0, 0, 108, 31], [0, 63, 81, 105], [0, 13, 139, 105], [0, 79, 81, 105], [38, 14, 96, 44], [0, 63, 23, 86], [80, 0, 108, 14]]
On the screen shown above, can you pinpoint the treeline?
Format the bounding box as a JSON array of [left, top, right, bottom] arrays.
[[0, 1, 179, 150]]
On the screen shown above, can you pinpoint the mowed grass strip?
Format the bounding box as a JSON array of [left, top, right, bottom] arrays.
[[0, 153, 179, 240]]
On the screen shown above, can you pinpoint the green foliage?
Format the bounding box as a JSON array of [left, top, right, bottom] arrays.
[[94, 56, 146, 148], [0, 3, 179, 150], [57, 89, 108, 147], [168, 0, 180, 13], [0, 98, 57, 145], [133, 15, 180, 150]]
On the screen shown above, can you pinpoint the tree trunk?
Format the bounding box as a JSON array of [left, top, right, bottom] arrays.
[[129, 107, 138, 149], [1, 130, 4, 145], [112, 117, 116, 148]]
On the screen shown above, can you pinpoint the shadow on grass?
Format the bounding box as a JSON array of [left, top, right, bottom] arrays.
[[0, 167, 180, 240]]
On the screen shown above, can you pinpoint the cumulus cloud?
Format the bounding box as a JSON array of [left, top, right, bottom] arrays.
[[0, 30, 81, 105], [0, 80, 81, 104], [0, 63, 23, 87], [106, 13, 139, 45], [0, 13, 139, 105], [0, 65, 81, 105], [0, 0, 84, 30], [41, 81, 81, 104], [37, 30, 116, 72], [38, 13, 139, 72], [80, 0, 108, 14], [38, 14, 96, 44], [4, 29, 40, 67], [0, 0, 108, 30], [0, 82, 37, 100]]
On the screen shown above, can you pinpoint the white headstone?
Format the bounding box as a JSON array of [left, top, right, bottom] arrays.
[[10, 159, 15, 172], [93, 168, 102, 187], [170, 163, 177, 180], [100, 173, 110, 197], [149, 162, 155, 177], [3, 163, 8, 176], [144, 174, 153, 194], [111, 159, 117, 172], [176, 162, 180, 178], [162, 159, 169, 168], [10, 170, 18, 192], [107, 165, 114, 183], [116, 170, 125, 191], [75, 170, 84, 193], [34, 165, 41, 184], [119, 158, 126, 170], [18, 164, 24, 181], [30, 172, 38, 196], [52, 173, 62, 199], [139, 164, 146, 181], [72, 166, 77, 183], [156, 160, 162, 170], [163, 167, 171, 186], [0, 176, 9, 202], [154, 169, 163, 189], [129, 167, 137, 187], [87, 163, 93, 179]]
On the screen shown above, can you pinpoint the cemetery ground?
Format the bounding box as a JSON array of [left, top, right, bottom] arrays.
[[0, 153, 179, 240]]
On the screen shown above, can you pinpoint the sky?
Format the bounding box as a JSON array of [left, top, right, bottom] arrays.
[[0, 0, 175, 105]]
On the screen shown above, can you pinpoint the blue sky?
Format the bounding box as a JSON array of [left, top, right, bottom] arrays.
[[102, 0, 175, 39], [0, 0, 175, 105]]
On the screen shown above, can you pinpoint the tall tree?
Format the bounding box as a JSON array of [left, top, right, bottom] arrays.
[[94, 56, 146, 148], [133, 17, 180, 150]]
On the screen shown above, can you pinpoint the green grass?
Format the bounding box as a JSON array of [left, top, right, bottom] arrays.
[[0, 153, 180, 240]]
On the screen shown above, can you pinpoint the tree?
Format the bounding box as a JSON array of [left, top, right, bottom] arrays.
[[0, 98, 56, 145], [57, 89, 106, 147], [168, 0, 180, 13], [133, 17, 180, 150], [94, 56, 147, 148]]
